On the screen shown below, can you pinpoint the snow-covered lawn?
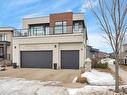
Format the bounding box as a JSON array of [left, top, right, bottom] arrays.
[[0, 77, 126, 95], [0, 78, 68, 95]]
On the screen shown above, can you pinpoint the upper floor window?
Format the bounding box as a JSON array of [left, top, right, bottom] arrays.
[[30, 26, 45, 36], [0, 34, 7, 41], [54, 21, 67, 34], [73, 22, 83, 33], [29, 24, 49, 36]]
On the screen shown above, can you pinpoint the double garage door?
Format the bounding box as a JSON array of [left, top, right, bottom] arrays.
[[21, 51, 53, 68], [21, 50, 79, 69]]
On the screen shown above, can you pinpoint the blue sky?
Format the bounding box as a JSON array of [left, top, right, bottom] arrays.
[[0, 0, 112, 53]]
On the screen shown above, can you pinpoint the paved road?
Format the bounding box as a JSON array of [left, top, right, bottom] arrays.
[[108, 63, 127, 84]]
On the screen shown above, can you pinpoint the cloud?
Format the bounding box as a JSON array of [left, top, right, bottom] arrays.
[[8, 0, 38, 7], [88, 32, 112, 53], [80, 0, 98, 12], [23, 12, 45, 18], [67, 9, 72, 12]]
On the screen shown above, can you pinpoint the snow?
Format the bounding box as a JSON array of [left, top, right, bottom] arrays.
[[101, 58, 115, 64], [0, 77, 127, 95], [82, 70, 115, 86], [68, 85, 114, 95], [0, 77, 69, 95], [108, 59, 115, 65], [72, 77, 77, 83]]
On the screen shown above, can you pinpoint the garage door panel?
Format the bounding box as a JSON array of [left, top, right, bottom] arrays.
[[21, 51, 52, 68], [61, 50, 79, 69]]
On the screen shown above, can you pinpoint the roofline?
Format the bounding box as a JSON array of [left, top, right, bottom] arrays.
[[0, 27, 15, 31], [23, 12, 84, 20], [23, 16, 49, 20]]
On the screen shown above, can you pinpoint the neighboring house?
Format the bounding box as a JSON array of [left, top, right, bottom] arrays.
[[87, 45, 109, 59], [86, 45, 99, 59], [13, 12, 87, 69], [119, 44, 127, 64], [97, 51, 109, 59], [0, 27, 14, 62]]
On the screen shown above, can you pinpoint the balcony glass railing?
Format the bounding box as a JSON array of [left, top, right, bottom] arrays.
[[13, 25, 84, 37]]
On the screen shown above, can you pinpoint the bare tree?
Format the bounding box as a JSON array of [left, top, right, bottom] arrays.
[[89, 0, 127, 93]]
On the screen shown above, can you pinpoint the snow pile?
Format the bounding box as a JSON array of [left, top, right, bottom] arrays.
[[82, 70, 115, 86], [108, 59, 115, 65], [101, 58, 115, 64]]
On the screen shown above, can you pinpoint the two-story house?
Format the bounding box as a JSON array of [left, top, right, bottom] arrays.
[[13, 12, 87, 69], [0, 27, 14, 62]]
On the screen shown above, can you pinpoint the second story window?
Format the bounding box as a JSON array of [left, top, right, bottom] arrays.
[[30, 26, 45, 36], [0, 34, 7, 41], [54, 21, 67, 34], [29, 24, 50, 36], [73, 22, 83, 33]]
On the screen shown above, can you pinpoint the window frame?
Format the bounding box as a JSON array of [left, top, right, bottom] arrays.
[[54, 21, 67, 34]]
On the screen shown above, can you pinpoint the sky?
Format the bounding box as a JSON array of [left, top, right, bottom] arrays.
[[0, 0, 113, 53]]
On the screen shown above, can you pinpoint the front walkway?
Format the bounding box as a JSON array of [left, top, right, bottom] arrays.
[[108, 63, 127, 84]]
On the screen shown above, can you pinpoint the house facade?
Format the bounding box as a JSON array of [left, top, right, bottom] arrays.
[[86, 45, 109, 59], [13, 12, 87, 69], [119, 44, 127, 64], [0, 27, 14, 62]]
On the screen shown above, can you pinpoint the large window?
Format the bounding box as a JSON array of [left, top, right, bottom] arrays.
[[29, 25, 49, 36], [0, 34, 7, 41], [54, 21, 67, 34], [73, 22, 83, 33], [30, 26, 45, 36]]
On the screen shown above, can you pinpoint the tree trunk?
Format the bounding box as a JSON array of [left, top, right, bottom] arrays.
[[115, 59, 119, 93]]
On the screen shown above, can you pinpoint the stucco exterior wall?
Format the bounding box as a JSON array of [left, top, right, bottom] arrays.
[[13, 34, 86, 68], [13, 43, 85, 68], [73, 13, 84, 21], [23, 16, 49, 29]]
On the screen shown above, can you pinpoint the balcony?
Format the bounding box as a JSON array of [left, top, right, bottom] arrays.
[[13, 25, 85, 37]]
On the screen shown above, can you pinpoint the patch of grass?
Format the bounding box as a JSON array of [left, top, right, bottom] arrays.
[[96, 67, 112, 73]]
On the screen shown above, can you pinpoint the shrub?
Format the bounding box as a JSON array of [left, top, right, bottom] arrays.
[[92, 62, 108, 69], [91, 58, 108, 69]]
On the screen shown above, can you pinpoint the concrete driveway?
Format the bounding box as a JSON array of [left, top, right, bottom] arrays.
[[0, 67, 80, 83]]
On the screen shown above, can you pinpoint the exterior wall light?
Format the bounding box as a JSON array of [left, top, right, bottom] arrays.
[[54, 45, 57, 48]]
